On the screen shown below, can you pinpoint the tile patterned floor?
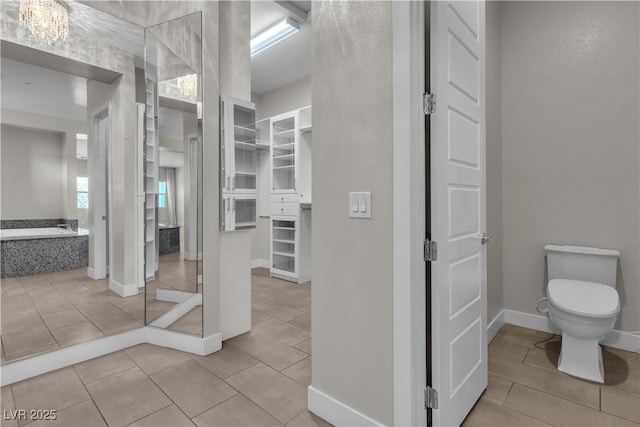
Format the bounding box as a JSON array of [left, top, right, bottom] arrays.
[[463, 324, 640, 426], [0, 253, 204, 362], [0, 268, 329, 427], [0, 269, 145, 363]]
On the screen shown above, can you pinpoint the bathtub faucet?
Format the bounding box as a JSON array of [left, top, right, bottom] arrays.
[[57, 223, 72, 230]]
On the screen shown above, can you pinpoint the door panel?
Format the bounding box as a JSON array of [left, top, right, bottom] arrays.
[[431, 1, 487, 426]]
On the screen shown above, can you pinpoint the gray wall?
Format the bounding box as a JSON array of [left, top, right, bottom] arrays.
[[1, 125, 64, 220], [312, 2, 393, 425], [486, 1, 504, 324], [501, 1, 640, 331], [254, 76, 311, 120]]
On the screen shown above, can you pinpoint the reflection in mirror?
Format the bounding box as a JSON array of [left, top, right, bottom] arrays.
[[0, 0, 145, 363], [144, 12, 203, 336]]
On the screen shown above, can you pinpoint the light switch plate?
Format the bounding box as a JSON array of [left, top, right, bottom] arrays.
[[349, 192, 371, 218]]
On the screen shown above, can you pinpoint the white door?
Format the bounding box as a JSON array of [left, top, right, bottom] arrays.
[[430, 1, 487, 426], [90, 106, 110, 280]]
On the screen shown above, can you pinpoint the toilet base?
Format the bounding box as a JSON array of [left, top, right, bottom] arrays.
[[557, 333, 604, 383]]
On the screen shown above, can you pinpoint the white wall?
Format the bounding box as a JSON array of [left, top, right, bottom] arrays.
[[1, 124, 65, 220], [311, 2, 394, 425], [501, 1, 640, 331], [250, 76, 312, 263]]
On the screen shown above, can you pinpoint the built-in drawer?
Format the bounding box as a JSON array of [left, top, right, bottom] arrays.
[[270, 202, 299, 217], [270, 194, 300, 204]]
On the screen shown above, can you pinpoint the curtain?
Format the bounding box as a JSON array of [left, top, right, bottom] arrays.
[[166, 167, 177, 226]]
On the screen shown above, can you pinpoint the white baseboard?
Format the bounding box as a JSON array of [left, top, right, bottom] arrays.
[[308, 386, 384, 427], [500, 309, 640, 353], [0, 327, 222, 386], [109, 278, 139, 297], [487, 310, 506, 343], [251, 259, 270, 269], [145, 328, 221, 356]]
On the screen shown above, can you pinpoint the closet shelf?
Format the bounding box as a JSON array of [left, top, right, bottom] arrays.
[[234, 141, 257, 151], [234, 125, 256, 133], [273, 250, 295, 258], [273, 238, 295, 244]]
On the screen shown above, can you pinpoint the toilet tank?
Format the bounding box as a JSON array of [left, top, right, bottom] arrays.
[[545, 245, 620, 287]]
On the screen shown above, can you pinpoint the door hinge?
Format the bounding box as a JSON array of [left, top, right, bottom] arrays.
[[424, 239, 437, 262], [425, 386, 439, 409], [423, 93, 436, 115]]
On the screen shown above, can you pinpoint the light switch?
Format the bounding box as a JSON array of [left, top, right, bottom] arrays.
[[359, 197, 367, 212], [349, 192, 372, 218]]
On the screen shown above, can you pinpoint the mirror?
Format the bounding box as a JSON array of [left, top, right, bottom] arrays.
[[0, 0, 145, 362], [143, 12, 203, 336]]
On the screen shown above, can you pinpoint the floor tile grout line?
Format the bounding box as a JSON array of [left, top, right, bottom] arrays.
[[188, 389, 240, 421]]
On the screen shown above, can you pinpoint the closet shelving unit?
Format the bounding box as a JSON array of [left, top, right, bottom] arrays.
[[221, 96, 257, 232], [268, 106, 312, 283], [144, 79, 159, 280]]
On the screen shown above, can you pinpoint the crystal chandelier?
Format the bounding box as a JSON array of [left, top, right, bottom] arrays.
[[177, 74, 198, 97], [19, 0, 69, 45]]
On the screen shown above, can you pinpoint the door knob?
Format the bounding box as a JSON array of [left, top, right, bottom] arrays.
[[474, 233, 491, 245]]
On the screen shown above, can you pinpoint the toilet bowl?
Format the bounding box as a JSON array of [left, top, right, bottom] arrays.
[[543, 245, 621, 383], [546, 279, 619, 383]]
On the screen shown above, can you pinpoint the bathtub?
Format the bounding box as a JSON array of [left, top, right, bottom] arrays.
[[0, 228, 89, 277], [0, 227, 84, 241]]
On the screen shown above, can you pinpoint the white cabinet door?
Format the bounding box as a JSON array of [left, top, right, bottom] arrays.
[[431, 1, 487, 426], [271, 216, 298, 279], [221, 96, 257, 231]]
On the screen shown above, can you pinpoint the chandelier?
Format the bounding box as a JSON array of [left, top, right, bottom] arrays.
[[19, 0, 69, 45], [177, 74, 198, 97]]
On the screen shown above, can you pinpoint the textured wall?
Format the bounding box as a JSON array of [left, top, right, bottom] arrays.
[[311, 2, 394, 424], [501, 1, 640, 331]]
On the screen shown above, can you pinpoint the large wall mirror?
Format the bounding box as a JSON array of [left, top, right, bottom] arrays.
[[143, 13, 203, 336], [0, 0, 146, 362]]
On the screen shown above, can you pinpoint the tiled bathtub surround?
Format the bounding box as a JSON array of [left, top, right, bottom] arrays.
[[159, 225, 180, 255], [1, 219, 78, 230], [0, 234, 88, 278]]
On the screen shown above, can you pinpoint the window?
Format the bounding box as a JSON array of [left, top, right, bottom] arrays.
[[77, 177, 89, 209], [158, 181, 167, 208]]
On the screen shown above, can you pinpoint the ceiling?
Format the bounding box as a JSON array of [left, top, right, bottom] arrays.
[[251, 1, 311, 95], [1, 58, 87, 122]]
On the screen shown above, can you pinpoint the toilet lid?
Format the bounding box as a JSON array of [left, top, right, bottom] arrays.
[[547, 279, 620, 318]]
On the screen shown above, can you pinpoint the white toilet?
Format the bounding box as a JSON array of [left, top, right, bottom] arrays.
[[542, 245, 621, 383]]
